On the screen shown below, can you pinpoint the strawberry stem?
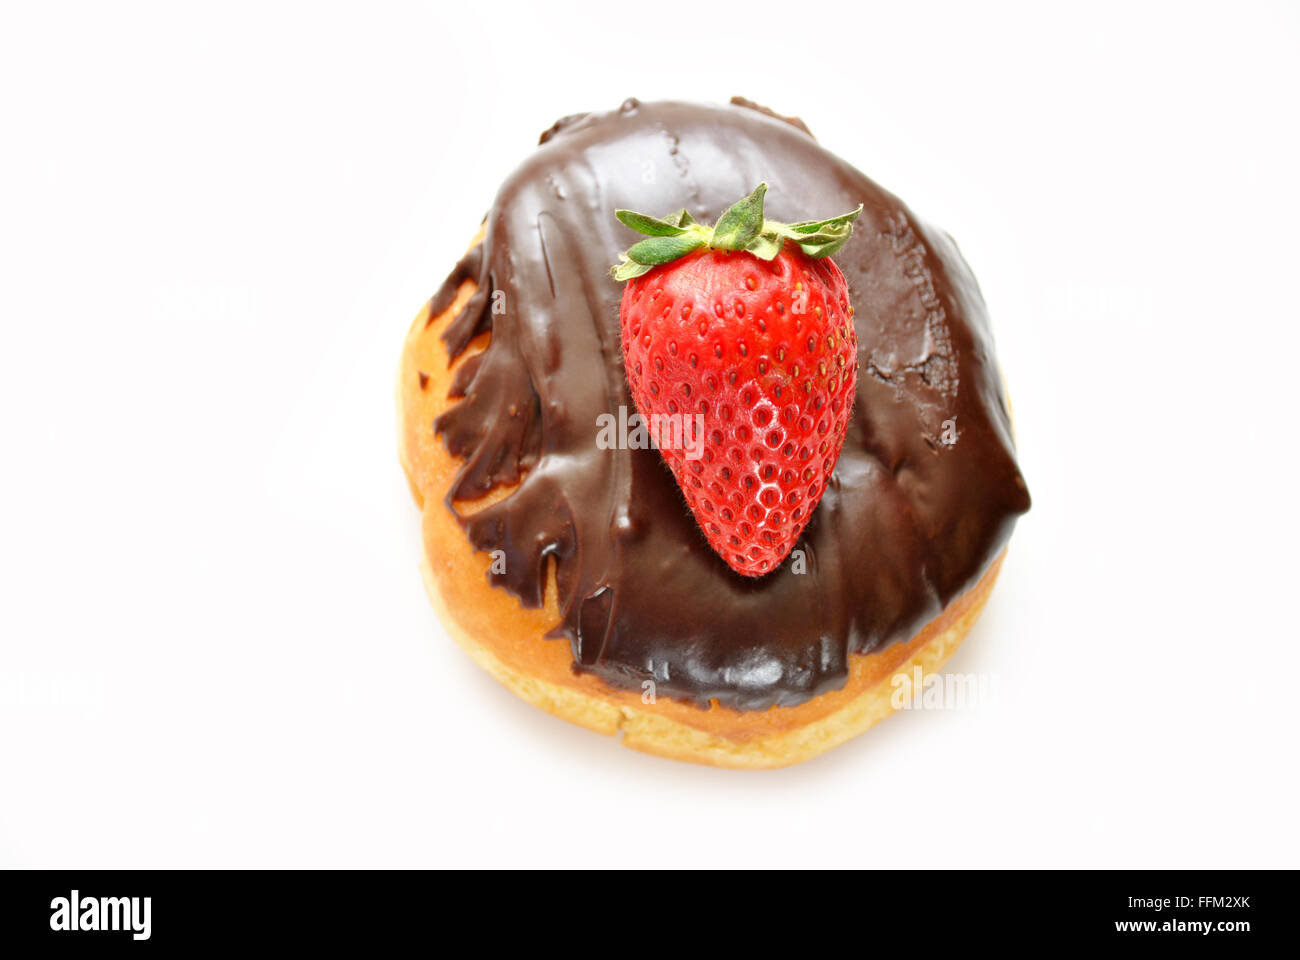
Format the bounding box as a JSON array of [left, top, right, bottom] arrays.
[[611, 182, 862, 281]]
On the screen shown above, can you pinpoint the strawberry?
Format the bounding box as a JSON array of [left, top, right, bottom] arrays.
[[612, 183, 861, 577]]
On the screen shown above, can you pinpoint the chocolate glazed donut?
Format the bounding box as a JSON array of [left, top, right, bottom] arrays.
[[428, 97, 1030, 712]]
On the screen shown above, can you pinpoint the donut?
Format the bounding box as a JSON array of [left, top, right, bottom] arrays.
[[398, 98, 1030, 768]]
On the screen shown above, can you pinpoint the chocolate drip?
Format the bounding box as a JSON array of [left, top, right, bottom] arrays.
[[431, 100, 1030, 710]]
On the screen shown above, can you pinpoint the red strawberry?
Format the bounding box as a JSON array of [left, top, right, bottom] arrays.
[[612, 183, 860, 577]]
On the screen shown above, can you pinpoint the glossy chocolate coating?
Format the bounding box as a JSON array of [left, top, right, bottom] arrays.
[[431, 98, 1030, 710]]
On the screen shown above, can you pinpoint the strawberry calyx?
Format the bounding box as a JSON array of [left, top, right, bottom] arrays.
[[610, 182, 862, 281]]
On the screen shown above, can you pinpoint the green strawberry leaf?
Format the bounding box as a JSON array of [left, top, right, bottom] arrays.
[[615, 209, 689, 237], [612, 254, 655, 281], [710, 182, 768, 251], [788, 205, 863, 233], [743, 231, 785, 261], [781, 224, 852, 247], [626, 234, 707, 265], [796, 234, 852, 258]]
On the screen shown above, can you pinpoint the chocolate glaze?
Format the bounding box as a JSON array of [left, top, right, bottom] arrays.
[[431, 98, 1030, 710]]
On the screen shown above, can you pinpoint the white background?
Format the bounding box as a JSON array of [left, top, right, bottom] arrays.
[[2, 1, 1297, 868]]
